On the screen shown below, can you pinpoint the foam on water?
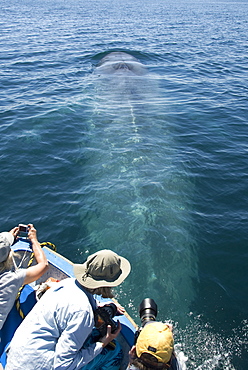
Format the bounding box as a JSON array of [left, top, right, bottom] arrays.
[[171, 316, 248, 369]]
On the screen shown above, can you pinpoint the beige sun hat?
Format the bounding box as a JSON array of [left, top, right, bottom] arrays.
[[0, 232, 14, 263], [74, 249, 131, 289]]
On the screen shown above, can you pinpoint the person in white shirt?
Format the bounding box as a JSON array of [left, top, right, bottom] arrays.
[[6, 249, 131, 370]]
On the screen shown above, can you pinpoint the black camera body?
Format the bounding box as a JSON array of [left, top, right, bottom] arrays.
[[95, 303, 118, 337]]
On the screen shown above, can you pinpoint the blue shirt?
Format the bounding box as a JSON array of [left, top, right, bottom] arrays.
[[6, 278, 103, 370]]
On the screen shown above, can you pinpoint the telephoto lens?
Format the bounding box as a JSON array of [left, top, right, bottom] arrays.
[[139, 298, 157, 327]]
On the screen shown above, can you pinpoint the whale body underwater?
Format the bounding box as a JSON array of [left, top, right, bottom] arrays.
[[95, 51, 147, 76], [80, 52, 198, 323], [93, 52, 154, 105]]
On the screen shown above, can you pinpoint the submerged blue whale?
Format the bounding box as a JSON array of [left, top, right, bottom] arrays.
[[96, 51, 147, 76], [94, 51, 156, 107], [80, 52, 197, 324]]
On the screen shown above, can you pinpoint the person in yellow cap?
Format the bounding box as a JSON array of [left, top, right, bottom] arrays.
[[127, 322, 182, 370]]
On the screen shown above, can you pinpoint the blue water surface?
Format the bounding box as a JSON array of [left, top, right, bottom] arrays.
[[0, 0, 248, 368]]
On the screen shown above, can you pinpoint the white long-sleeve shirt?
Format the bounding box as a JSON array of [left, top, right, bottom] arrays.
[[0, 269, 26, 330], [6, 278, 103, 370]]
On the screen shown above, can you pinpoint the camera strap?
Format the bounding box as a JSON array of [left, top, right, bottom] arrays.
[[75, 280, 98, 325]]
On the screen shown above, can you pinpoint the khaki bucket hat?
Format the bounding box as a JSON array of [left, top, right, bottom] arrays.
[[74, 249, 131, 289]]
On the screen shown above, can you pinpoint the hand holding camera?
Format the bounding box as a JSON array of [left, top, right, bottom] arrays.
[[95, 303, 122, 348], [18, 224, 39, 245], [99, 320, 121, 348], [95, 303, 119, 337], [9, 226, 20, 240]]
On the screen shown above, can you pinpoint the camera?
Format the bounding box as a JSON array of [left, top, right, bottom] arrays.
[[18, 224, 29, 237], [139, 298, 158, 327], [95, 303, 118, 337], [134, 298, 158, 343], [19, 224, 28, 233]]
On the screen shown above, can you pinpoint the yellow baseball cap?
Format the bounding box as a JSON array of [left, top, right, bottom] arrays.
[[136, 322, 174, 366]]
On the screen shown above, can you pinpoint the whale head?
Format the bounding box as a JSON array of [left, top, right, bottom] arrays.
[[96, 52, 147, 76]]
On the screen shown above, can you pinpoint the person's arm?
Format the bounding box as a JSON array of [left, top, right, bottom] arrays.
[[9, 226, 19, 240], [23, 224, 49, 285], [54, 308, 103, 370]]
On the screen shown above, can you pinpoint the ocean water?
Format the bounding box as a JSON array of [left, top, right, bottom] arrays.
[[0, 0, 248, 368]]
